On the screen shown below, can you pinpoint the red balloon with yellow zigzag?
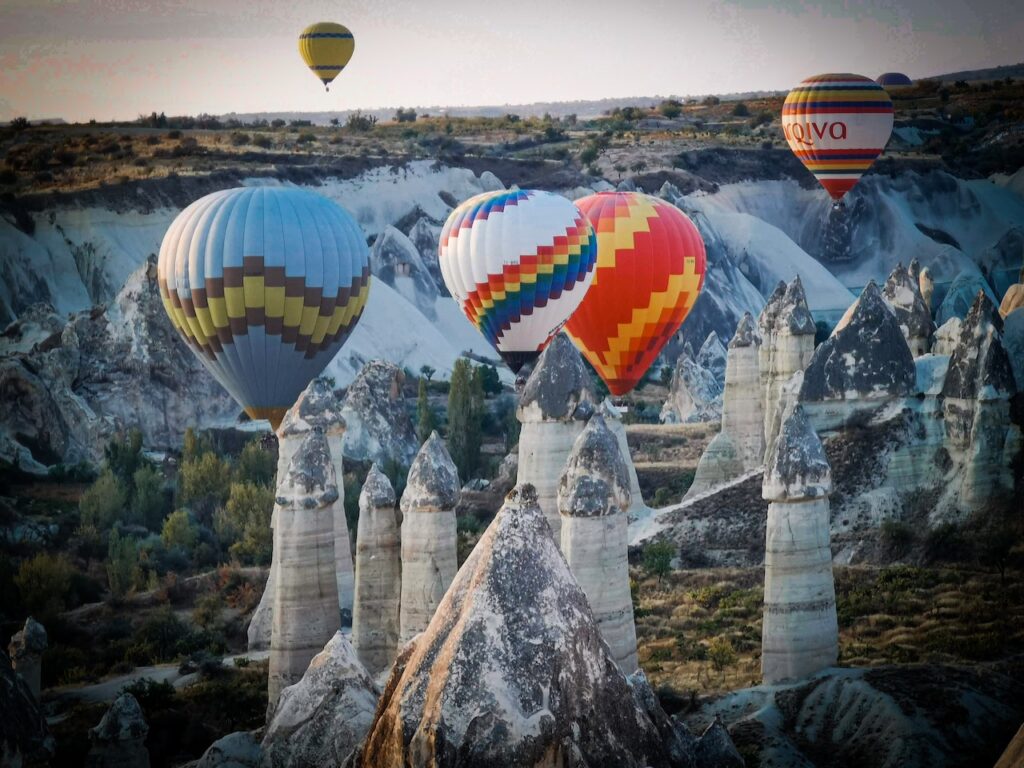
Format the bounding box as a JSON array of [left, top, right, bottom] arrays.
[[564, 191, 706, 395]]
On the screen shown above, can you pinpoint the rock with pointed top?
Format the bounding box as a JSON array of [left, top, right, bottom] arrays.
[[761, 405, 837, 685], [919, 266, 935, 313], [883, 263, 934, 356], [352, 464, 401, 677], [86, 693, 149, 768], [597, 399, 649, 521], [353, 484, 697, 768], [559, 413, 638, 673], [908, 258, 921, 282], [763, 278, 816, 457], [7, 617, 46, 701], [517, 334, 594, 542], [936, 270, 997, 326], [1000, 283, 1024, 318], [660, 351, 723, 425], [268, 429, 341, 714], [932, 317, 961, 356], [694, 718, 744, 768], [800, 281, 915, 405], [697, 331, 727, 384], [340, 360, 418, 466], [194, 732, 262, 768], [1, 648, 53, 767], [399, 432, 460, 643], [262, 632, 378, 768], [722, 312, 764, 469], [686, 431, 745, 499]]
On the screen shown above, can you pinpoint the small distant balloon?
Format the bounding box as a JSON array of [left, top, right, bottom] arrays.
[[782, 73, 894, 202], [876, 72, 914, 89], [564, 192, 707, 396], [438, 189, 598, 373], [158, 187, 370, 429], [298, 22, 355, 91]]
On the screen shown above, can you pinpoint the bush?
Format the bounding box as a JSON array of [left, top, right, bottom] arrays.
[[120, 678, 176, 713], [880, 519, 914, 558], [731, 102, 750, 117], [106, 529, 141, 599], [131, 464, 167, 530], [295, 132, 316, 144], [234, 442, 274, 486], [924, 522, 966, 563], [643, 541, 675, 582], [9, 116, 30, 131], [179, 452, 230, 517], [252, 134, 272, 149], [162, 509, 199, 553], [125, 607, 195, 665], [216, 482, 273, 565], [192, 593, 223, 629], [80, 470, 129, 530], [346, 111, 377, 131], [15, 553, 74, 619], [105, 429, 145, 487], [394, 107, 417, 123], [707, 635, 737, 672], [659, 100, 682, 119], [229, 131, 250, 146]]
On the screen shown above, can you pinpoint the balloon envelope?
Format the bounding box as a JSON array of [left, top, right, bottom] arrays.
[[299, 22, 355, 89], [158, 186, 370, 428], [438, 189, 597, 372], [782, 73, 894, 201], [564, 192, 706, 395], [876, 72, 913, 88]]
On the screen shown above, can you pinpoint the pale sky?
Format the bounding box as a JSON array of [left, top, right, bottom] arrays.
[[1, 0, 1021, 122]]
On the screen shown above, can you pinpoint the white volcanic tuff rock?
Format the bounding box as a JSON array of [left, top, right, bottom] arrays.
[[757, 281, 787, 421], [268, 429, 341, 712], [1, 648, 54, 767], [660, 351, 722, 425], [763, 277, 816, 458], [1000, 283, 1024, 318], [194, 732, 262, 768], [352, 464, 401, 677], [696, 331, 727, 384], [339, 359, 418, 466], [262, 632, 378, 768], [800, 281, 916, 407], [516, 334, 595, 542], [919, 266, 935, 313], [762, 406, 838, 685], [882, 262, 934, 356], [0, 302, 65, 354], [936, 269, 999, 325], [932, 317, 962, 356], [406, 216, 446, 295], [250, 377, 351, 652], [369, 225, 438, 318], [399, 431, 460, 643], [597, 399, 649, 521], [558, 413, 638, 674], [7, 617, 46, 701], [686, 432, 745, 499], [940, 291, 1020, 509], [353, 485, 702, 768], [86, 693, 150, 768]]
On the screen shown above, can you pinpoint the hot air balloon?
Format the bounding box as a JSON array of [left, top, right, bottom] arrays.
[[876, 72, 913, 90], [438, 189, 597, 372], [563, 192, 706, 396], [782, 73, 894, 202], [158, 186, 370, 429], [298, 22, 355, 91]]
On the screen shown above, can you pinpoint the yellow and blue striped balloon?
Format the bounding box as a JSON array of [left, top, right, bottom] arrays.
[[298, 22, 355, 91], [158, 187, 370, 429]]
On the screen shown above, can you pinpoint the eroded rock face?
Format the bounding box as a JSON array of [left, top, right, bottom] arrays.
[[883, 262, 934, 356], [762, 405, 838, 685], [763, 277, 816, 457], [936, 270, 997, 325], [1, 649, 53, 768], [399, 431, 460, 643], [262, 632, 378, 768], [1003, 309, 1024, 393], [597, 399, 649, 521], [352, 464, 401, 677], [268, 429, 341, 713], [559, 414, 637, 673], [7, 617, 46, 701], [800, 281, 916, 405], [517, 334, 594, 542], [194, 732, 262, 768], [340, 360, 417, 467], [369, 225, 438, 316], [697, 331, 727, 385], [932, 317, 962, 356], [353, 485, 697, 768], [660, 351, 722, 425], [86, 693, 150, 768]]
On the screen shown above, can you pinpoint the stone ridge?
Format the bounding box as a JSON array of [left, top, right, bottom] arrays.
[[758, 281, 788, 337], [882, 262, 933, 338], [776, 276, 816, 336]]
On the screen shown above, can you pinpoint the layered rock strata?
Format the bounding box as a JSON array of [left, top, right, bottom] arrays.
[[761, 405, 838, 685], [399, 431, 460, 643], [352, 464, 401, 677], [516, 334, 594, 542], [268, 429, 341, 713], [558, 413, 638, 674]]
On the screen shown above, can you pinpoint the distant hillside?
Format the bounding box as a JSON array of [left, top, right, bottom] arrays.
[[930, 62, 1024, 82]]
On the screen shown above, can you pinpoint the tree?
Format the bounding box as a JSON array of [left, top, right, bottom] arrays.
[[447, 358, 483, 480], [707, 635, 737, 674], [131, 465, 167, 531], [702, 95, 721, 106], [106, 529, 139, 599], [179, 452, 230, 519], [643, 541, 675, 584], [474, 364, 502, 396], [394, 107, 417, 123], [216, 482, 274, 565], [80, 469, 129, 530], [419, 364, 436, 381], [630, 160, 647, 174], [613, 163, 627, 179], [579, 145, 599, 166], [416, 379, 436, 445], [659, 100, 682, 119], [9, 116, 30, 131], [105, 429, 145, 488], [234, 441, 275, 486], [15, 553, 73, 619], [162, 509, 199, 553], [731, 101, 750, 117]]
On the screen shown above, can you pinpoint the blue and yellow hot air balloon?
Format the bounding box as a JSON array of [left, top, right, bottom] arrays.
[[158, 187, 370, 429], [298, 22, 355, 91]]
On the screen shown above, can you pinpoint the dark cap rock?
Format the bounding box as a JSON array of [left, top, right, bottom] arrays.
[[518, 334, 593, 422], [279, 377, 345, 438], [359, 462, 396, 509], [729, 312, 760, 349], [763, 405, 832, 501], [278, 428, 339, 509], [558, 413, 630, 517], [400, 431, 460, 513]]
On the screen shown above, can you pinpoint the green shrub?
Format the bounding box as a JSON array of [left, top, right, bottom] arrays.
[[162, 509, 199, 553], [80, 469, 128, 530], [104, 429, 145, 487], [643, 541, 675, 583], [179, 452, 230, 517], [15, 553, 75, 619], [131, 464, 167, 530], [106, 529, 140, 598], [233, 441, 274, 486], [216, 482, 273, 565], [880, 519, 915, 558], [192, 593, 223, 629], [707, 635, 738, 672]]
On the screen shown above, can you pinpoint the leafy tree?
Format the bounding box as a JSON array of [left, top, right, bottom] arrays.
[[446, 358, 482, 480], [658, 100, 682, 119], [105, 429, 145, 488], [630, 160, 647, 174], [131, 465, 167, 531], [192, 593, 223, 629], [162, 509, 199, 553], [179, 452, 230, 519], [394, 107, 417, 123], [643, 541, 675, 583], [106, 529, 139, 598], [474, 364, 502, 396], [416, 379, 436, 445], [579, 145, 599, 165], [613, 163, 627, 179], [80, 469, 129, 530], [731, 101, 750, 117], [419, 364, 436, 381], [10, 116, 30, 131], [234, 441, 274, 486], [346, 111, 377, 132], [14, 553, 74, 619], [216, 482, 274, 565], [702, 95, 720, 106], [707, 636, 737, 673]]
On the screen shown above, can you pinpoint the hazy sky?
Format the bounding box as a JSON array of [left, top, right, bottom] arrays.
[[1, 0, 1021, 122]]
